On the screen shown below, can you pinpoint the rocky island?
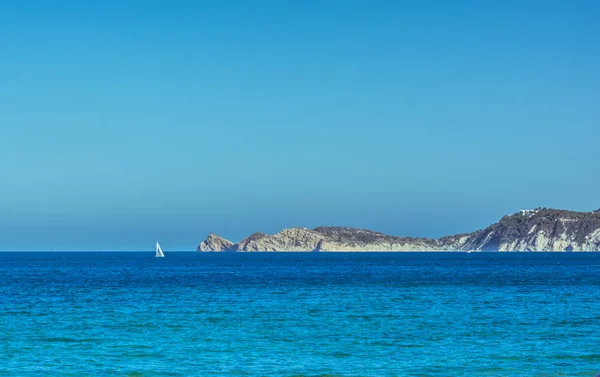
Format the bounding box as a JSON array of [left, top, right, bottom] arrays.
[[198, 208, 600, 252]]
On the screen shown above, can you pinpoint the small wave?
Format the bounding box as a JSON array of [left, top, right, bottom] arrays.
[[41, 337, 78, 343]]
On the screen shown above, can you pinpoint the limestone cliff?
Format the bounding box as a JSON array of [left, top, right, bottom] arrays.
[[457, 208, 600, 251], [197, 208, 600, 252], [234, 228, 323, 251]]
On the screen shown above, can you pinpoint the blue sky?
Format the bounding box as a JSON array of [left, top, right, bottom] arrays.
[[0, 1, 598, 250]]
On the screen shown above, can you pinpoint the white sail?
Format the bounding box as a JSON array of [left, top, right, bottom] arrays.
[[155, 242, 165, 257]]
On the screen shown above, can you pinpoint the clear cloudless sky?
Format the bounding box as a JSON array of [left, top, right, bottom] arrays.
[[0, 0, 598, 251]]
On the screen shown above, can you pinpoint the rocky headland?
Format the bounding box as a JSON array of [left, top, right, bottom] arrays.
[[197, 208, 600, 252]]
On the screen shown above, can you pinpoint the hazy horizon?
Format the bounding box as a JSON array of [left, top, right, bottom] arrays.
[[1, 1, 598, 251]]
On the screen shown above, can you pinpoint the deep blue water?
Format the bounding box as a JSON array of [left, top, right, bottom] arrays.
[[1, 252, 600, 377]]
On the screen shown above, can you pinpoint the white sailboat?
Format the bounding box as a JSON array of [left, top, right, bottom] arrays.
[[155, 242, 165, 258]]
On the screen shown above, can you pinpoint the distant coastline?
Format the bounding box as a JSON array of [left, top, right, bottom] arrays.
[[198, 208, 600, 252]]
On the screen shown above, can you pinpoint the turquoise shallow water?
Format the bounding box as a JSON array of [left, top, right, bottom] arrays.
[[1, 252, 600, 376]]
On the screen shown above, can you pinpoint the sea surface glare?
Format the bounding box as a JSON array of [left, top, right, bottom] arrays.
[[1, 252, 599, 376]]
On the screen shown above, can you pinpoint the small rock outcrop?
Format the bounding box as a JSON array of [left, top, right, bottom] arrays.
[[196, 208, 600, 252], [197, 232, 234, 252]]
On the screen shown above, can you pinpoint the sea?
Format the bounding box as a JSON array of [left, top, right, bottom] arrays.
[[1, 252, 599, 377]]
